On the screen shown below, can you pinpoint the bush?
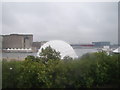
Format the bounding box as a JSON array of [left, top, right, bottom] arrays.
[[2, 48, 120, 88]]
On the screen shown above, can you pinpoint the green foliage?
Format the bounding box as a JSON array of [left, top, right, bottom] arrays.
[[63, 56, 73, 61], [17, 59, 47, 88], [2, 49, 120, 88], [2, 60, 23, 88], [25, 55, 36, 61], [39, 46, 61, 63]]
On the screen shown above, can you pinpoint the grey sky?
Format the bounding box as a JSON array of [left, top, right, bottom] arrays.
[[2, 2, 118, 44]]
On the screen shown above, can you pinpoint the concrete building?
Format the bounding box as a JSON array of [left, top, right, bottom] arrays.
[[32, 41, 48, 52], [40, 41, 48, 46], [2, 34, 33, 49], [92, 41, 110, 47], [32, 42, 41, 52], [2, 34, 47, 53]]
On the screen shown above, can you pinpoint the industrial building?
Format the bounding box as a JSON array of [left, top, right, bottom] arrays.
[[32, 42, 41, 52], [32, 41, 48, 52], [2, 34, 33, 49], [92, 41, 110, 47], [2, 34, 48, 53]]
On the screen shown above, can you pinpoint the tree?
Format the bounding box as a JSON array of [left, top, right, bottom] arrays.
[[39, 46, 61, 63], [25, 55, 36, 62], [63, 56, 73, 62]]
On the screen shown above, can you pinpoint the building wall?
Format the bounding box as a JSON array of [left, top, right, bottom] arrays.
[[23, 35, 33, 48], [92, 41, 110, 47], [2, 34, 33, 49], [32, 42, 41, 52]]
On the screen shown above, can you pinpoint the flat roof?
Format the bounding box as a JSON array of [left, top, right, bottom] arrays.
[[2, 34, 33, 36]]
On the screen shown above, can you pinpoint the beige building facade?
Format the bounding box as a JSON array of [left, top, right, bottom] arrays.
[[2, 34, 33, 49]]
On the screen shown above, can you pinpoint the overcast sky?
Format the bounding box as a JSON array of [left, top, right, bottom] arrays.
[[2, 2, 118, 44]]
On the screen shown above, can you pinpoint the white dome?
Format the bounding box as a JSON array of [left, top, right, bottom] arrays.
[[113, 47, 120, 53], [37, 40, 78, 59]]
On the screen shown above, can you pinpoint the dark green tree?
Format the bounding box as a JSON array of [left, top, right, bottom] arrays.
[[39, 46, 61, 63]]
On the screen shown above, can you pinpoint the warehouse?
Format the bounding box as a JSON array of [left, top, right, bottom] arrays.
[[2, 34, 33, 52]]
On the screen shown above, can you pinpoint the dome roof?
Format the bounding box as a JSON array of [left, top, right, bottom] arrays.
[[37, 40, 78, 59], [113, 47, 120, 53]]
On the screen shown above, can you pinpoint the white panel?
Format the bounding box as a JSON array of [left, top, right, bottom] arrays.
[[37, 40, 78, 59]]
